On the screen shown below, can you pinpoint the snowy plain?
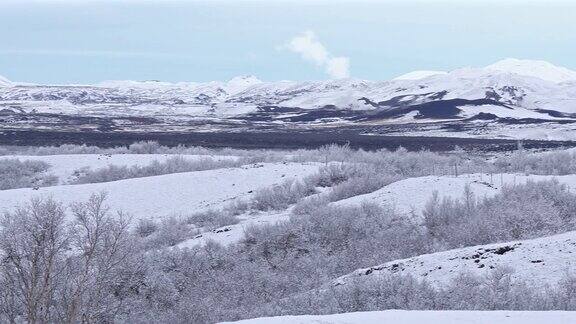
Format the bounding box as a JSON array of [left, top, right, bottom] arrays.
[[0, 153, 238, 184], [220, 310, 576, 324], [0, 161, 320, 222]]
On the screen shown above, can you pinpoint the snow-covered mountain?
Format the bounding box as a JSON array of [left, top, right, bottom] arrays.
[[0, 75, 11, 87], [2, 59, 576, 140], [486, 58, 576, 83], [393, 70, 447, 81]]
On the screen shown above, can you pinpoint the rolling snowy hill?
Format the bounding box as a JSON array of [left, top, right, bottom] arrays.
[[0, 162, 320, 221], [0, 153, 238, 184], [334, 230, 576, 289], [334, 173, 576, 220]]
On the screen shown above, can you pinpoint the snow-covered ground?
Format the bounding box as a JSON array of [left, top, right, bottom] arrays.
[[221, 310, 576, 324], [368, 121, 576, 141], [336, 230, 576, 289], [177, 210, 291, 248], [0, 162, 320, 221], [0, 154, 238, 184], [334, 173, 576, 220]]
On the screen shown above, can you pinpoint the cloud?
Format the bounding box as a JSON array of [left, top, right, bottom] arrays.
[[285, 31, 350, 79]]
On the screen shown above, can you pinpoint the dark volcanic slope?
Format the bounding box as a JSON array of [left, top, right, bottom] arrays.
[[1, 129, 575, 152]]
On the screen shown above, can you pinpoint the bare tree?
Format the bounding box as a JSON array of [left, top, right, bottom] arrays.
[[0, 198, 69, 323], [58, 193, 138, 323], [0, 194, 139, 324]]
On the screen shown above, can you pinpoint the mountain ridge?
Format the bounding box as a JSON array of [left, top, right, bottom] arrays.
[[2, 58, 576, 141]]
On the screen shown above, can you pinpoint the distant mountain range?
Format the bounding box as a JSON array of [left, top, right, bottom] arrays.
[[2, 58, 576, 141]]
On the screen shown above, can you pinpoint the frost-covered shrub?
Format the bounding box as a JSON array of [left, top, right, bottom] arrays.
[[73, 156, 242, 184], [312, 163, 351, 187], [127, 141, 162, 154], [252, 179, 317, 211], [73, 164, 131, 184], [0, 141, 288, 162], [303, 163, 401, 203], [186, 209, 239, 230], [424, 179, 576, 248], [0, 159, 58, 190], [327, 173, 400, 202], [223, 199, 250, 216], [143, 217, 197, 248], [291, 195, 329, 215], [495, 149, 576, 175], [136, 218, 158, 238]]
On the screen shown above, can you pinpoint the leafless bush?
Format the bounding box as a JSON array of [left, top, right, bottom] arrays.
[[73, 155, 243, 184], [495, 149, 576, 175], [224, 199, 250, 216], [0, 158, 58, 190], [186, 209, 240, 230], [278, 266, 565, 316], [142, 217, 198, 249], [292, 195, 329, 215], [424, 180, 576, 248], [327, 173, 400, 202], [136, 218, 159, 238], [252, 179, 317, 211]]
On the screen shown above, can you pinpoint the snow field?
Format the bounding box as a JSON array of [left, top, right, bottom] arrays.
[[0, 162, 321, 223], [0, 153, 238, 184], [220, 310, 576, 324]]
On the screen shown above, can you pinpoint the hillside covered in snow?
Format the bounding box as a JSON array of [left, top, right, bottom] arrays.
[[2, 142, 576, 322], [335, 230, 576, 289]]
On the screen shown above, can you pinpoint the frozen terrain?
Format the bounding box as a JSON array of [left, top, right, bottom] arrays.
[[335, 230, 576, 288], [176, 210, 291, 248], [0, 153, 238, 184], [0, 162, 320, 221], [334, 173, 576, 220], [2, 144, 576, 323], [221, 310, 576, 324]]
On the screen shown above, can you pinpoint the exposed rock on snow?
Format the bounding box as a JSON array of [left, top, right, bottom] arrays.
[[336, 230, 576, 288]]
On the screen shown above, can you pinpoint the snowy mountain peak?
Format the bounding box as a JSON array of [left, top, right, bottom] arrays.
[[0, 74, 12, 87], [227, 75, 261, 84], [393, 70, 447, 81], [485, 58, 576, 83], [226, 75, 262, 93], [97, 79, 189, 88]]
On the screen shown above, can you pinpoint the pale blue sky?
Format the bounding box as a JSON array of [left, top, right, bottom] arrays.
[[0, 0, 574, 84]]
